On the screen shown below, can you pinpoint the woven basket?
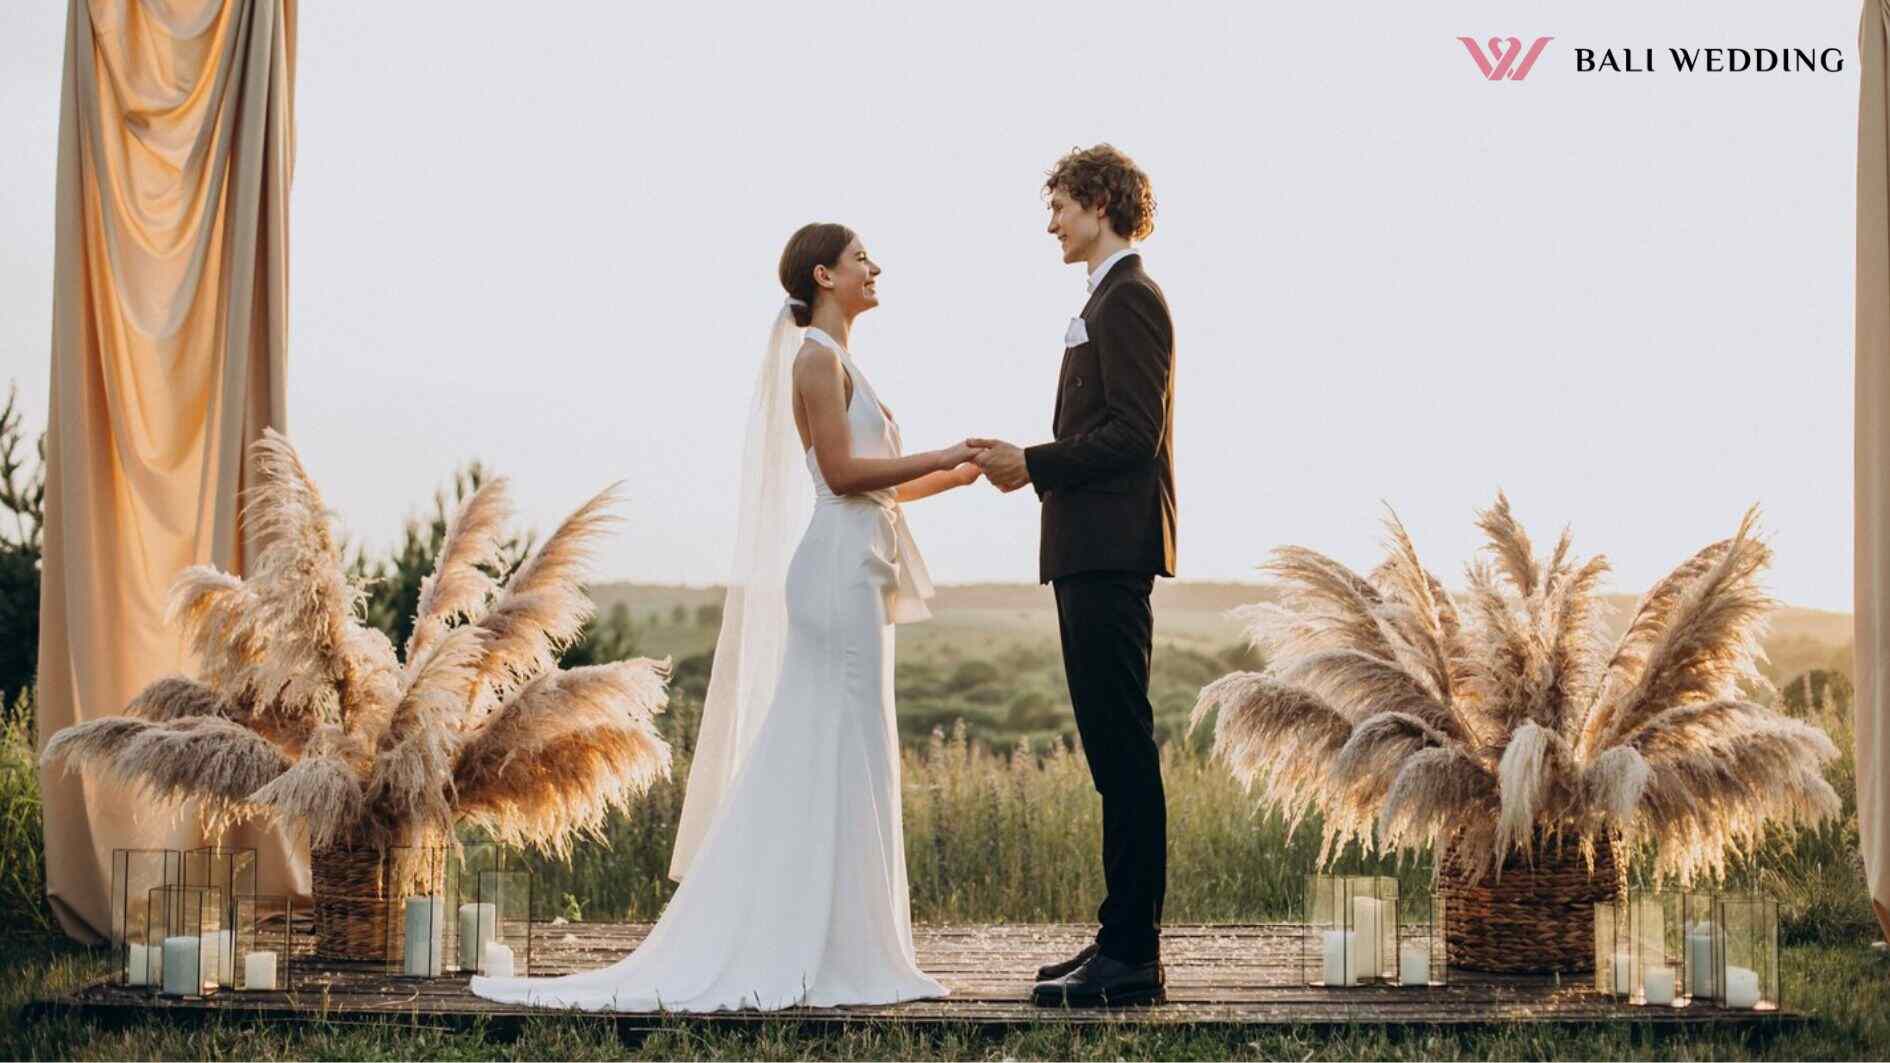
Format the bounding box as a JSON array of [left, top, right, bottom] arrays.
[[310, 845, 391, 962], [1439, 829, 1626, 974]]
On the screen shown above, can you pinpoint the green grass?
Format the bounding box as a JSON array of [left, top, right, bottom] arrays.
[[4, 938, 1888, 1060], [0, 693, 51, 940]]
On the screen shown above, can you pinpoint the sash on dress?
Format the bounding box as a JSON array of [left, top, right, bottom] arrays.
[[860, 487, 934, 624]]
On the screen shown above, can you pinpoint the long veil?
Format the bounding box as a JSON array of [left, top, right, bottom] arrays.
[[668, 305, 811, 881]]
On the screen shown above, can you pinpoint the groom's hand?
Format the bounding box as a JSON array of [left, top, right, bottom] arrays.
[[968, 438, 1030, 492]]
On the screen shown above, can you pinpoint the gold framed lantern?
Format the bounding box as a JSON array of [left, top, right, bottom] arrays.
[[1595, 892, 1686, 1006], [385, 846, 451, 978], [1398, 890, 1447, 987], [468, 868, 534, 977], [111, 849, 180, 987], [233, 894, 295, 991], [446, 842, 500, 974], [1594, 898, 1631, 998], [1636, 891, 1688, 1007], [148, 884, 222, 999], [1683, 891, 1718, 1001], [1711, 894, 1780, 1010], [1303, 874, 1398, 986], [183, 846, 256, 914]]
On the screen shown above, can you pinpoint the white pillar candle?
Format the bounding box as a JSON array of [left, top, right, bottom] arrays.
[[404, 896, 446, 976], [1612, 950, 1634, 995], [1643, 966, 1677, 1005], [459, 902, 498, 970], [1322, 929, 1357, 986], [1349, 897, 1383, 981], [161, 936, 202, 996], [1723, 964, 1761, 1009], [126, 942, 160, 986], [482, 941, 515, 979], [1686, 925, 1714, 998], [243, 951, 278, 991], [1399, 942, 1431, 986]]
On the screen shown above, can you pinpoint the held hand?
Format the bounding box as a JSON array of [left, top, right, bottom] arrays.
[[967, 438, 1030, 492], [937, 442, 981, 471], [951, 461, 983, 487]]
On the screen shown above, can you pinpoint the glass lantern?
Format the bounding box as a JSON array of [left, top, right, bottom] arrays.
[[183, 844, 256, 974], [1712, 894, 1780, 1010], [1594, 898, 1631, 998], [233, 894, 294, 991], [467, 868, 534, 977], [1595, 892, 1685, 1006], [1397, 890, 1446, 987], [445, 842, 499, 973], [1302, 874, 1398, 986], [111, 848, 180, 987], [383, 846, 451, 978], [147, 884, 221, 999], [1638, 891, 1688, 1007], [1682, 891, 1718, 1001]]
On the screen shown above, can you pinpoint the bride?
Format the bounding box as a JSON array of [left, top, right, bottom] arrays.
[[470, 223, 980, 1011]]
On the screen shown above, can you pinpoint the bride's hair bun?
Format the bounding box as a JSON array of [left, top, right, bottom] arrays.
[[778, 222, 856, 328]]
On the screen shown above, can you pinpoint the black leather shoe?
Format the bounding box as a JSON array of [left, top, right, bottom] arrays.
[[1035, 942, 1099, 982], [1031, 951, 1166, 1008]]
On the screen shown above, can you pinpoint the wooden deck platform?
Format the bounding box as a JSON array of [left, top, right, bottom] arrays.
[[28, 923, 1804, 1032]]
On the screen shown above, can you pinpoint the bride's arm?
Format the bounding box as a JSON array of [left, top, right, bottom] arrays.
[[896, 463, 980, 503], [797, 347, 974, 496]]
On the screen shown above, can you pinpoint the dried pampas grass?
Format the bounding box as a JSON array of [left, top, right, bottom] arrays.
[[40, 433, 672, 863], [1193, 493, 1840, 884]]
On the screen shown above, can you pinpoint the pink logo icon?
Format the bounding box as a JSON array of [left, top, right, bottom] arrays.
[[1459, 36, 1554, 81]]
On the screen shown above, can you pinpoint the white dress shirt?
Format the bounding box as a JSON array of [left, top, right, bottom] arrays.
[[1087, 246, 1140, 292]]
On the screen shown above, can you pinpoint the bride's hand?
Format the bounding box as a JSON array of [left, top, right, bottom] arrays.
[[952, 461, 983, 486], [936, 442, 980, 470]]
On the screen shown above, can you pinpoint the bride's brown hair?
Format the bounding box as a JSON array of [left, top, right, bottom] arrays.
[[778, 223, 857, 327]]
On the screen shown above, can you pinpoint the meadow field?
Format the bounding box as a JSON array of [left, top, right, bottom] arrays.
[[0, 582, 1880, 1060]]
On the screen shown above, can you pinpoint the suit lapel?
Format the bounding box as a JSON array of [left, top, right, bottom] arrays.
[[1053, 255, 1140, 432]]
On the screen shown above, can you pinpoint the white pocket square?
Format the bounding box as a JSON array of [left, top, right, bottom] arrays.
[[1064, 316, 1089, 347]]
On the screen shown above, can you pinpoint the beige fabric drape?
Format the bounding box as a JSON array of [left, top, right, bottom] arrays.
[[35, 0, 304, 944], [1857, 0, 1890, 945]]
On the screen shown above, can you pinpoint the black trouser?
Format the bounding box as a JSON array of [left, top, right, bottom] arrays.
[[1052, 569, 1166, 964]]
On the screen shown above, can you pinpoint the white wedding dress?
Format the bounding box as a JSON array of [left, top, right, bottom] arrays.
[[469, 325, 946, 1012]]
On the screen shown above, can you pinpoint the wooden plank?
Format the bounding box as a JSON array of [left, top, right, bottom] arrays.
[[26, 923, 1803, 1032]]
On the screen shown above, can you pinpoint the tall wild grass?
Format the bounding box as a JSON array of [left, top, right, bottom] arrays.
[[1, 672, 1873, 942], [1, 689, 51, 937]]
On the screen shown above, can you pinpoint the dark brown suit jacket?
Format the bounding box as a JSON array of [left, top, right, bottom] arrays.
[[1023, 254, 1177, 584]]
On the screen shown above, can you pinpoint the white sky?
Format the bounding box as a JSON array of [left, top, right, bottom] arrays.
[[0, 1, 1864, 610]]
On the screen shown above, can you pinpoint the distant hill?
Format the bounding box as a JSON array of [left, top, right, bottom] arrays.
[[590, 580, 1855, 682]]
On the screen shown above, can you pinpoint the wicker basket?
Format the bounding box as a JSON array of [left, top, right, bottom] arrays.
[[310, 845, 390, 962], [1439, 829, 1626, 974]]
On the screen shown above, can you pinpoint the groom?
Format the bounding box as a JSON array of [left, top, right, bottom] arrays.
[[972, 144, 1176, 1008]]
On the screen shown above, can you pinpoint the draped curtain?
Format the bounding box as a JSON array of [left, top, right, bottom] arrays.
[[35, 0, 303, 943], [1857, 0, 1890, 945]]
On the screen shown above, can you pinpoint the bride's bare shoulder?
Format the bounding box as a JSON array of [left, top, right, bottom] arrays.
[[793, 338, 839, 376], [792, 342, 851, 404], [792, 340, 842, 378], [793, 336, 837, 362]]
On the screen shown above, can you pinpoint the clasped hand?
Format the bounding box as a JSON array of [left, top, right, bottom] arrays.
[[964, 438, 1029, 492], [931, 439, 1028, 492]]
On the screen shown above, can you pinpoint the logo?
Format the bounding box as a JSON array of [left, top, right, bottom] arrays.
[[1459, 36, 1554, 81]]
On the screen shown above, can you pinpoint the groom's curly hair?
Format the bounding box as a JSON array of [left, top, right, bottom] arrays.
[[1045, 144, 1156, 242]]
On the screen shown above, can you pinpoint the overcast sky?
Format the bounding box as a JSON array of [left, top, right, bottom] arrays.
[[0, 1, 1864, 609]]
